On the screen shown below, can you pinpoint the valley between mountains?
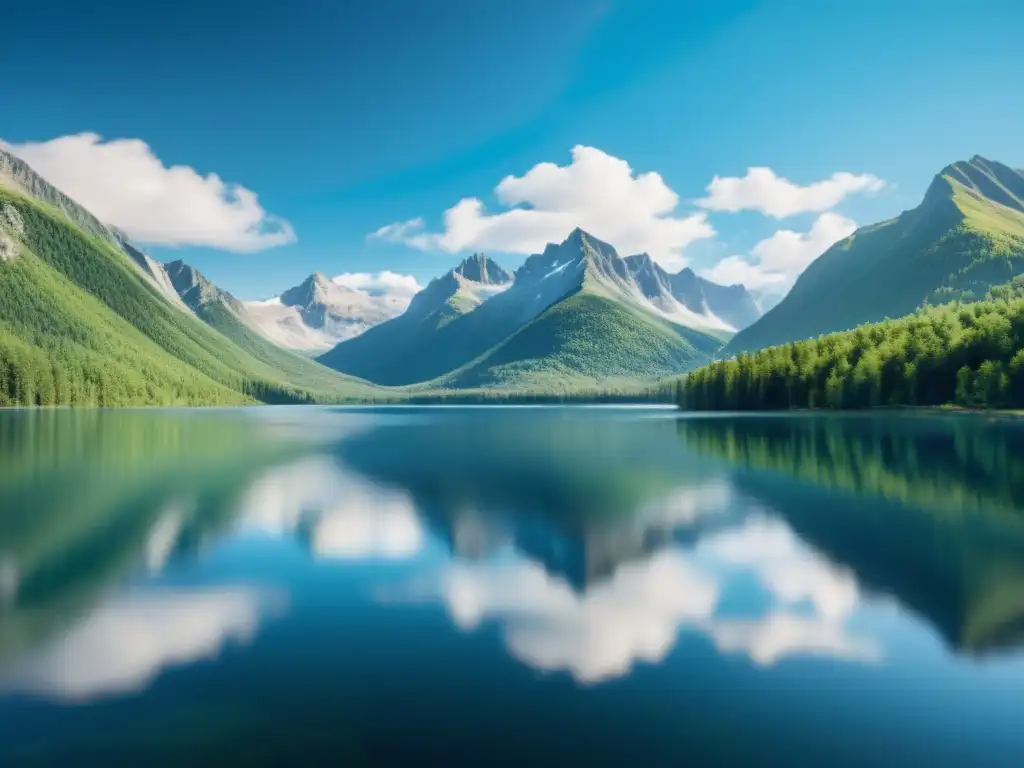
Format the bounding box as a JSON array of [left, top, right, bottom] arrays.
[[2, 148, 1024, 407]]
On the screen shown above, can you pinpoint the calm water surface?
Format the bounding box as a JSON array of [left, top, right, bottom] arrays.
[[1, 406, 1024, 765]]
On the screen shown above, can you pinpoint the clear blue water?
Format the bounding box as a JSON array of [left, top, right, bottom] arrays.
[[1, 406, 1024, 765]]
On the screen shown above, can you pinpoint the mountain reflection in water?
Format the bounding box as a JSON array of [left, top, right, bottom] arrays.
[[2, 407, 1024, 764]]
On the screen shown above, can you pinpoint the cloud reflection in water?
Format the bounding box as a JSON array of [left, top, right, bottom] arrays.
[[386, 490, 880, 682], [239, 456, 424, 560], [2, 587, 283, 702], [236, 455, 881, 683]]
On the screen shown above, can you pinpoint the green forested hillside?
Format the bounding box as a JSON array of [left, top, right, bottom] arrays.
[[162, 260, 382, 399], [0, 188, 380, 406], [434, 291, 724, 392], [726, 156, 1024, 355], [680, 296, 1024, 410]]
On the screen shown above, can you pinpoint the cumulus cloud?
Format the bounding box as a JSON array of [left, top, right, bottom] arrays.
[[698, 167, 884, 218], [2, 587, 281, 701], [368, 218, 434, 250], [700, 255, 788, 292], [700, 212, 856, 295], [2, 133, 295, 252], [368, 146, 715, 270], [332, 270, 423, 300]]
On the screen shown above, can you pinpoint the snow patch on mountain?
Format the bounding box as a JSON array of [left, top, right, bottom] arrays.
[[543, 260, 574, 280], [242, 272, 418, 353]]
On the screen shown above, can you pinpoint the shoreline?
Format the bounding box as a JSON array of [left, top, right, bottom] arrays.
[[676, 404, 1024, 420]]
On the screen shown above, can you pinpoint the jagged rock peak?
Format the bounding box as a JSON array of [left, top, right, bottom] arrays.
[[164, 259, 229, 309], [165, 259, 204, 288], [453, 253, 512, 285], [279, 272, 352, 308], [570, 227, 612, 252]]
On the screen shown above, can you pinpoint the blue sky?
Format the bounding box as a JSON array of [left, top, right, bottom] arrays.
[[2, 0, 1023, 300]]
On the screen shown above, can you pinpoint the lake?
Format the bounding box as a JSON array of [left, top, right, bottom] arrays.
[[2, 406, 1024, 765]]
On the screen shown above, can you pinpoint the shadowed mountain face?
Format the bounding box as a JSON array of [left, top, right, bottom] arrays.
[[165, 259, 244, 314], [624, 254, 761, 331], [727, 156, 1024, 355]]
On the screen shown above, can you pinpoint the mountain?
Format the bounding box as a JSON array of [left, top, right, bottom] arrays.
[[0, 148, 192, 313], [0, 147, 380, 406], [317, 253, 514, 383], [165, 259, 245, 315], [727, 155, 1024, 355], [320, 229, 741, 389], [158, 260, 383, 397], [243, 272, 411, 353], [622, 253, 760, 331]]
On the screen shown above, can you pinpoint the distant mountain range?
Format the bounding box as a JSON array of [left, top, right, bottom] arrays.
[[243, 272, 411, 353], [727, 155, 1024, 355], [319, 228, 758, 389]]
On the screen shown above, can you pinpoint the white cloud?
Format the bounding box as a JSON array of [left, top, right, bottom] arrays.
[[2, 133, 295, 252], [700, 212, 856, 295], [368, 146, 715, 270], [700, 255, 789, 292], [2, 587, 281, 701], [753, 212, 857, 276], [332, 270, 423, 300], [368, 218, 434, 250], [699, 167, 884, 218]]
